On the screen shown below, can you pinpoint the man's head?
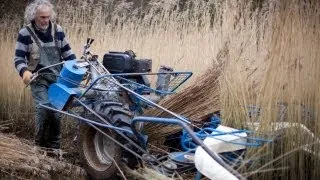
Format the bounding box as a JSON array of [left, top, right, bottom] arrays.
[[24, 0, 56, 30], [34, 4, 51, 30]]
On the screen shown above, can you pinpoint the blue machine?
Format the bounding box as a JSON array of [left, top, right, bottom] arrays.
[[48, 60, 86, 110]]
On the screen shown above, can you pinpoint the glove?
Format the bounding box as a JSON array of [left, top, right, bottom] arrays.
[[22, 70, 33, 85]]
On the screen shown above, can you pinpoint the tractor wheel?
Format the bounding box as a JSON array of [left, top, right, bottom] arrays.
[[79, 124, 121, 179]]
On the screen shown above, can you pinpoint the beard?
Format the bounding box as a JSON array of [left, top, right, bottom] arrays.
[[34, 21, 50, 31], [39, 24, 49, 31]]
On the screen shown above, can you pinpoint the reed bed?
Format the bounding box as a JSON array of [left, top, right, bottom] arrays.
[[0, 0, 319, 179], [218, 0, 320, 179]]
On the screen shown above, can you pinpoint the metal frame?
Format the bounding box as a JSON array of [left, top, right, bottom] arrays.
[[32, 61, 245, 179]]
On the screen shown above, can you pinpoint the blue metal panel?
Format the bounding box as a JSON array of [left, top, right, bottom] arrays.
[[48, 83, 80, 110], [57, 60, 87, 88]]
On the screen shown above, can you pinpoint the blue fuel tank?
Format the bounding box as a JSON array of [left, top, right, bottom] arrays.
[[57, 60, 87, 88], [48, 60, 87, 110]]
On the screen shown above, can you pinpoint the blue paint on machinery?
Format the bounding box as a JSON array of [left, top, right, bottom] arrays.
[[48, 83, 81, 110], [57, 60, 87, 88], [48, 60, 87, 110]]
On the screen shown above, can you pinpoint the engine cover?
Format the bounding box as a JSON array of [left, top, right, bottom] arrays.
[[103, 51, 152, 73], [103, 52, 133, 73]]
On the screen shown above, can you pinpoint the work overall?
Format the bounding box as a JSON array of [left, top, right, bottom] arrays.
[[26, 24, 62, 149]]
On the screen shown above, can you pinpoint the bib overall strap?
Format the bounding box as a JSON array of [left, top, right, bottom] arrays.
[[53, 23, 61, 55], [26, 26, 42, 48]]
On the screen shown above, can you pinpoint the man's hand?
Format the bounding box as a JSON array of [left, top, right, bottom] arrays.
[[22, 70, 33, 85]]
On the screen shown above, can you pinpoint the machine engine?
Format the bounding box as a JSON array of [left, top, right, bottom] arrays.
[[103, 51, 152, 87], [103, 50, 152, 73]]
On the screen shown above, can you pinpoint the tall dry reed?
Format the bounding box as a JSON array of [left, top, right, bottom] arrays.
[[0, 0, 319, 179], [218, 0, 320, 179]]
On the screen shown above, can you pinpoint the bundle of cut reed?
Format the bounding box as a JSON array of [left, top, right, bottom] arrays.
[[122, 165, 173, 180], [0, 133, 86, 179], [143, 65, 221, 142]]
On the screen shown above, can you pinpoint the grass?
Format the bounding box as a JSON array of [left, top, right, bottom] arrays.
[[0, 0, 319, 179]]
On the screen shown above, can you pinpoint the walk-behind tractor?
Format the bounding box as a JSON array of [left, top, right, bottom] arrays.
[[27, 39, 320, 180]]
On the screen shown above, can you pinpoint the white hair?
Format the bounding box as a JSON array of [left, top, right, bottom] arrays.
[[24, 0, 56, 25]]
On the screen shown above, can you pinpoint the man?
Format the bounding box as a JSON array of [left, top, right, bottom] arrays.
[[14, 0, 76, 149]]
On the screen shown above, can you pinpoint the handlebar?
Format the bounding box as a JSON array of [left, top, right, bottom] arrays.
[[82, 38, 95, 59], [25, 61, 65, 87]]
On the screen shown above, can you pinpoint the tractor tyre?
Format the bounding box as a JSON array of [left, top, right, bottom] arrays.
[[79, 124, 121, 179]]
